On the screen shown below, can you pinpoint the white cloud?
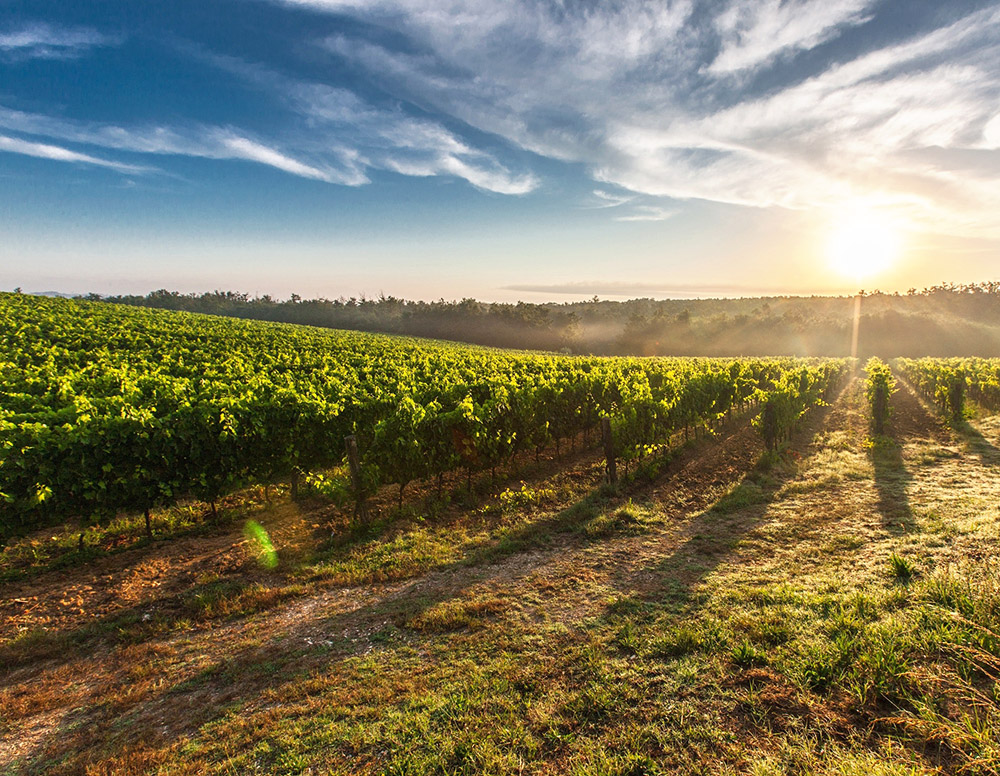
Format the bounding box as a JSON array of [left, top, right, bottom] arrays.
[[0, 23, 117, 60], [0, 74, 536, 193], [504, 280, 799, 296], [194, 53, 538, 194], [0, 134, 149, 172], [590, 189, 635, 208], [0, 105, 367, 184], [709, 0, 875, 75], [279, 0, 1000, 236], [217, 134, 344, 182], [436, 154, 536, 194], [9, 1, 997, 229], [614, 205, 679, 222], [983, 114, 1000, 148]]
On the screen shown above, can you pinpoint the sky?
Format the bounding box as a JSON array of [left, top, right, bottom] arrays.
[[1, 0, 999, 302]]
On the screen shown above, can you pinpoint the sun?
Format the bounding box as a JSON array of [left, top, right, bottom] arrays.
[[826, 211, 901, 280]]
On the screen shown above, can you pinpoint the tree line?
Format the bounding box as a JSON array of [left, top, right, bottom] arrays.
[[87, 282, 1000, 358]]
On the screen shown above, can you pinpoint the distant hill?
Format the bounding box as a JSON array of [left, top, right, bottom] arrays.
[[88, 283, 1000, 357]]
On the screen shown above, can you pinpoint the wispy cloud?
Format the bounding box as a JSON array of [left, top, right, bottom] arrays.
[[708, 0, 876, 75], [985, 114, 1000, 148], [7, 1, 998, 232], [614, 205, 679, 222], [216, 134, 343, 182], [0, 105, 364, 183], [0, 25, 537, 192], [0, 134, 149, 173], [0, 22, 117, 60], [275, 0, 1000, 237], [194, 50, 538, 194], [589, 189, 635, 208], [0, 79, 536, 192]]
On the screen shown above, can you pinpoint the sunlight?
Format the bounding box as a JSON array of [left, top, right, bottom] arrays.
[[826, 210, 901, 280]]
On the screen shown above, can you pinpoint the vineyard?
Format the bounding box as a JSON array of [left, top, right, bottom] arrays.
[[3, 295, 1000, 775], [0, 293, 846, 543], [896, 357, 1000, 419]]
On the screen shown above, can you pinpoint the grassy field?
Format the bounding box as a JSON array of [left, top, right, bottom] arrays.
[[2, 375, 999, 775]]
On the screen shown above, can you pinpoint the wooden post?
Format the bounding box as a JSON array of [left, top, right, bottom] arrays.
[[344, 435, 366, 520], [601, 417, 617, 486]]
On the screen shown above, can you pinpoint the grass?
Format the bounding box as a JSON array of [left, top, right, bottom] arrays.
[[889, 552, 918, 582], [0, 490, 265, 584], [3, 378, 1000, 775]]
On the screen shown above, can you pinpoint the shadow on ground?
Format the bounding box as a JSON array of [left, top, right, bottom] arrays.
[[615, 379, 851, 615], [955, 419, 1000, 467], [2, 407, 772, 773], [871, 437, 914, 533]]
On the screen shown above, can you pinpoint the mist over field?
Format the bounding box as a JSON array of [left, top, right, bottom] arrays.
[[97, 283, 1000, 358]]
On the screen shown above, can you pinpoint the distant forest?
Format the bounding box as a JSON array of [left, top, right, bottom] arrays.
[[91, 282, 1000, 357]]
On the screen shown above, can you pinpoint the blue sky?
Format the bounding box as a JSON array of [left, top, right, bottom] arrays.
[[1, 0, 999, 301]]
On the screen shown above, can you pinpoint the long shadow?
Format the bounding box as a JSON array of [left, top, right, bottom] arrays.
[[2, 408, 775, 772], [613, 380, 849, 613], [5, 494, 664, 772], [0, 439, 607, 662], [3, 408, 752, 670], [870, 378, 956, 534], [871, 434, 914, 533], [0, 444, 645, 676], [954, 418, 1000, 468]]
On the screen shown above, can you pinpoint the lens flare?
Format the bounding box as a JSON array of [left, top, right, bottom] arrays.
[[244, 519, 278, 569]]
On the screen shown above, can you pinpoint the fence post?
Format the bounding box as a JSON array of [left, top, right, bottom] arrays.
[[601, 417, 617, 486], [344, 434, 367, 520]]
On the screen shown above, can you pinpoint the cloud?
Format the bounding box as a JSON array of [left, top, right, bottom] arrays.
[[708, 0, 876, 75], [590, 189, 635, 208], [983, 114, 1000, 148], [0, 134, 150, 172], [587, 189, 680, 220], [193, 51, 538, 194], [0, 22, 117, 60], [217, 134, 343, 182], [8, 1, 997, 227], [0, 33, 536, 192], [0, 77, 536, 192], [614, 205, 679, 222], [0, 105, 366, 183], [273, 0, 1000, 237], [284, 81, 538, 194]]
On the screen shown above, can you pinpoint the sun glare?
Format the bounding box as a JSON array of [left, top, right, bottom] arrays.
[[826, 211, 901, 280]]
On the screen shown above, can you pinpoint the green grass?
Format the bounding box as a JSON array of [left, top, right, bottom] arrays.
[[888, 552, 918, 582]]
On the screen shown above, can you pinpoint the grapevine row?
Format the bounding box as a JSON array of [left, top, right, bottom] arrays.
[[895, 358, 967, 420], [0, 294, 847, 540], [896, 357, 1000, 422], [865, 358, 895, 434]]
